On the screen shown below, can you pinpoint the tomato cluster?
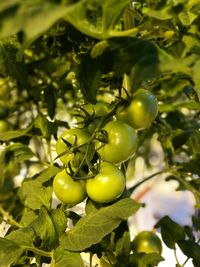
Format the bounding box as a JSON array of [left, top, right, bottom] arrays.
[[53, 89, 158, 205]]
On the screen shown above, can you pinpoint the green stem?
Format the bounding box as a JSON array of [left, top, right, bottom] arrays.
[[47, 140, 53, 165], [0, 206, 22, 228], [108, 27, 138, 38], [174, 248, 182, 267], [123, 5, 135, 30], [128, 170, 167, 194], [27, 247, 52, 258], [172, 174, 200, 205], [182, 257, 190, 267], [89, 252, 93, 267]]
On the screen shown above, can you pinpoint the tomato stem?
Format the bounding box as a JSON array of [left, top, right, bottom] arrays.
[[26, 247, 52, 258], [0, 205, 23, 228], [128, 170, 166, 194]]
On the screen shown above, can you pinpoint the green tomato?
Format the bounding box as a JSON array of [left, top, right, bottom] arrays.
[[116, 89, 158, 130], [56, 128, 92, 166], [0, 120, 11, 132], [96, 120, 138, 163], [86, 162, 125, 203], [0, 78, 10, 100], [132, 231, 162, 254], [53, 169, 86, 204]]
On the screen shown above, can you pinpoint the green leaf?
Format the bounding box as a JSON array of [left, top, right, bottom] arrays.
[[108, 37, 160, 88], [20, 180, 53, 210], [22, 3, 70, 41], [178, 240, 200, 261], [0, 128, 31, 141], [0, 143, 34, 185], [102, 0, 130, 32], [155, 216, 185, 249], [192, 216, 200, 231], [192, 60, 200, 101], [0, 143, 34, 163], [142, 6, 172, 20], [182, 34, 200, 58], [20, 208, 37, 227], [0, 0, 20, 13], [158, 100, 200, 112], [36, 165, 61, 184], [0, 43, 28, 86], [52, 246, 84, 267], [85, 199, 102, 214], [64, 0, 134, 39], [77, 54, 102, 103], [0, 2, 71, 40], [159, 50, 193, 76], [60, 198, 141, 251], [49, 209, 67, 238], [0, 227, 35, 266], [6, 227, 35, 248], [34, 114, 56, 140], [31, 207, 66, 248], [115, 231, 131, 256], [0, 238, 23, 267]]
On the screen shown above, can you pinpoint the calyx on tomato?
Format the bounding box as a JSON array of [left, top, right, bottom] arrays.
[[56, 128, 94, 166]]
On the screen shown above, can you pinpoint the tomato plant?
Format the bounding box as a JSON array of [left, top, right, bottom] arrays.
[[86, 161, 125, 203], [116, 89, 158, 130], [132, 231, 162, 254], [0, 1, 199, 267], [96, 120, 138, 163], [53, 169, 86, 204]]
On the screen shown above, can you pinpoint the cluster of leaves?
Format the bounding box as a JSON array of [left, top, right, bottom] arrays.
[[0, 0, 199, 266]]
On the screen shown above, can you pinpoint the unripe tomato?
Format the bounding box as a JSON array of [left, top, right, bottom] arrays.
[[53, 169, 86, 204], [56, 128, 93, 166], [132, 231, 162, 254], [0, 78, 10, 100], [96, 120, 138, 163], [86, 162, 125, 203], [116, 89, 158, 130], [0, 120, 11, 132]]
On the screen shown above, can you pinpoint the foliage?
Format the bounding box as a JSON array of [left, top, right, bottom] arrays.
[[0, 0, 200, 266]]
